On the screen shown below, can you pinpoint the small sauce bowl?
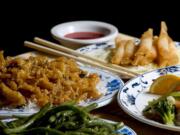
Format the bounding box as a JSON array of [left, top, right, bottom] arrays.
[[51, 21, 118, 49]]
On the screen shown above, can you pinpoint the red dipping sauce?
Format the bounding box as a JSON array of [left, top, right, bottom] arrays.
[[64, 32, 104, 40]]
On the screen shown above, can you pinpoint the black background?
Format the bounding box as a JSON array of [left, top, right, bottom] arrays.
[[1, 1, 180, 56]]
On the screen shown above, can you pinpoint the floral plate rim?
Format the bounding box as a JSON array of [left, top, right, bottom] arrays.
[[117, 65, 180, 132]]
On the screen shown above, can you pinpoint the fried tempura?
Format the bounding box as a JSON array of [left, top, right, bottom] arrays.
[[120, 40, 137, 65], [111, 38, 126, 64], [111, 21, 178, 67], [0, 55, 101, 107], [132, 28, 157, 66], [157, 21, 179, 67], [0, 83, 26, 107]]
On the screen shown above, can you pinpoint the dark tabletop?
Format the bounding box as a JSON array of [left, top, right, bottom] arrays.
[[1, 1, 180, 56]]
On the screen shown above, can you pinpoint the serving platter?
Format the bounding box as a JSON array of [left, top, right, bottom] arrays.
[[0, 51, 124, 117], [76, 41, 180, 78], [117, 65, 180, 132]]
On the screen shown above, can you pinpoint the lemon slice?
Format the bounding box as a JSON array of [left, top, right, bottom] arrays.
[[169, 81, 180, 91], [150, 74, 180, 95]]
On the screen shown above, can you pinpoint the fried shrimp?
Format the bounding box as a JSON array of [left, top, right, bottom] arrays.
[[120, 40, 137, 65], [132, 28, 157, 66], [111, 38, 126, 64], [157, 21, 179, 67], [0, 52, 101, 107]]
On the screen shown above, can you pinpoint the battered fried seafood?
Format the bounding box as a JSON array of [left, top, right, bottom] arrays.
[[132, 28, 157, 66], [157, 21, 179, 67], [111, 21, 179, 67], [0, 52, 101, 107], [111, 38, 137, 65]]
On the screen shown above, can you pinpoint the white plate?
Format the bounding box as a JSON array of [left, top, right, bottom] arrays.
[[77, 41, 180, 78], [117, 65, 180, 132], [0, 52, 124, 117]]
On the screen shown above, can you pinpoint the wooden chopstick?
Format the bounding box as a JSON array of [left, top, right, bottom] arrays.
[[24, 41, 137, 78], [34, 37, 139, 76]]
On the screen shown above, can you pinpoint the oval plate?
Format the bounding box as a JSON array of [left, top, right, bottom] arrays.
[[0, 52, 124, 117], [117, 65, 180, 132], [76, 41, 180, 78]]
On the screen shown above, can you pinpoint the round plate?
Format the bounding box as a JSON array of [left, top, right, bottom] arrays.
[[117, 65, 180, 132], [0, 52, 124, 117]]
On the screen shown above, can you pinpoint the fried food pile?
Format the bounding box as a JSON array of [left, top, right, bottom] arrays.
[[111, 21, 179, 67], [0, 52, 101, 107]]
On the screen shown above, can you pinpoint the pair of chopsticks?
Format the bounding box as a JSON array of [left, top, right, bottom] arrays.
[[24, 37, 139, 78]]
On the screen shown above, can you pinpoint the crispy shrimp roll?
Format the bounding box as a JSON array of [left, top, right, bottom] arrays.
[[111, 38, 126, 65], [132, 28, 157, 66], [120, 40, 137, 65], [157, 21, 179, 67]]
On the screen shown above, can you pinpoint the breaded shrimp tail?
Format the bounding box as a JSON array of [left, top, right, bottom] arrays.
[[132, 28, 157, 66], [111, 39, 126, 65], [120, 40, 137, 65], [0, 51, 5, 68], [157, 21, 179, 67]]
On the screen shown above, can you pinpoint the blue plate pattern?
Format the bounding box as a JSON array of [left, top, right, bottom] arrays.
[[118, 65, 180, 132], [77, 40, 180, 54], [117, 125, 136, 135]]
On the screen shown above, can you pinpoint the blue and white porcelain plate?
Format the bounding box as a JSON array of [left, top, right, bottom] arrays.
[[117, 125, 136, 135], [77, 41, 180, 78], [117, 65, 180, 132], [102, 119, 136, 135], [0, 52, 124, 117]]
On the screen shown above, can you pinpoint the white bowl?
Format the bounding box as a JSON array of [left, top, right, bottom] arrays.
[[51, 21, 118, 49]]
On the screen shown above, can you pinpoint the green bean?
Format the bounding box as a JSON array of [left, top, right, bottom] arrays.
[[85, 120, 115, 132], [64, 131, 89, 135], [83, 103, 98, 112], [45, 105, 89, 126], [7, 115, 34, 128], [114, 122, 124, 130], [78, 128, 97, 134], [60, 101, 76, 106], [55, 110, 74, 122], [1, 103, 123, 135], [49, 115, 56, 123], [3, 103, 51, 134], [0, 120, 8, 128], [19, 127, 65, 135], [47, 105, 87, 118]]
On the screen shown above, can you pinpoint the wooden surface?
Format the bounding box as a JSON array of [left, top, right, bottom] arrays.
[[91, 99, 179, 135]]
